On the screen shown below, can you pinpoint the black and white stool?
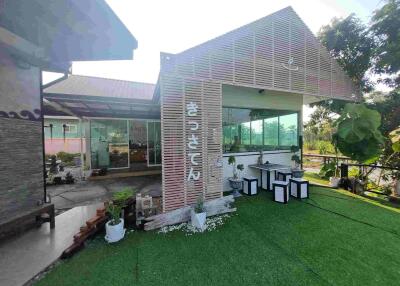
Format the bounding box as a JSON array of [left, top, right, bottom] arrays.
[[289, 178, 309, 199], [272, 180, 289, 204], [243, 177, 258, 196], [276, 170, 292, 182]]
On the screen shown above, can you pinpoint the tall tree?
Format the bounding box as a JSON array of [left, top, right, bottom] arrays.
[[371, 0, 400, 87], [319, 14, 376, 93]]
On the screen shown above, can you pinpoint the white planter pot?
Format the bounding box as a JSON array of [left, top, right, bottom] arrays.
[[330, 177, 340, 188], [191, 210, 207, 231], [105, 218, 125, 243]]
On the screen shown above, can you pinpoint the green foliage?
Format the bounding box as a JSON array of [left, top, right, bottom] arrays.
[[194, 196, 205, 214], [228, 155, 236, 165], [349, 167, 360, 178], [291, 154, 301, 165], [334, 104, 384, 163], [319, 161, 337, 179], [371, 0, 400, 84], [318, 14, 375, 92], [317, 141, 335, 155], [106, 203, 123, 226], [112, 188, 135, 203], [56, 152, 80, 166], [107, 188, 135, 225], [389, 127, 400, 152], [290, 145, 300, 153], [236, 164, 244, 172]]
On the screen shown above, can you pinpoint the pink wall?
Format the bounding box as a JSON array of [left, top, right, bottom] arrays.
[[45, 138, 86, 155]]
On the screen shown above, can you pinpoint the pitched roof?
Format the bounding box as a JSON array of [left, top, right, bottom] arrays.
[[44, 75, 156, 101], [159, 6, 359, 100]]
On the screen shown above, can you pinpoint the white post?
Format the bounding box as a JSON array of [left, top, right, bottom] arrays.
[[79, 118, 84, 180]]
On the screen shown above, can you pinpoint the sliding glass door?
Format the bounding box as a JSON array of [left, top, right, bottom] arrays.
[[147, 121, 161, 166], [90, 119, 129, 169]]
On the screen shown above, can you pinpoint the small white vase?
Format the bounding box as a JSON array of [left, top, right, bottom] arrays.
[[191, 210, 207, 231], [105, 218, 126, 243], [330, 177, 340, 188]]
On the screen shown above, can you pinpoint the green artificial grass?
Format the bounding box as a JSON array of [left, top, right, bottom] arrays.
[[36, 186, 400, 286], [303, 172, 330, 186]]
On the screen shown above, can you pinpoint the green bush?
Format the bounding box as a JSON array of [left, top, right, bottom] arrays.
[[319, 162, 337, 179], [56, 152, 80, 166], [317, 141, 335, 155]]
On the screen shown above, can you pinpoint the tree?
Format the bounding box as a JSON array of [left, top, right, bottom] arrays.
[[371, 0, 400, 87], [318, 14, 376, 93], [309, 14, 376, 126]]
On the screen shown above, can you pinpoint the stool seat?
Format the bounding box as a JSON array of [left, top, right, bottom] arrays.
[[243, 177, 258, 196], [276, 171, 293, 182], [289, 178, 309, 199], [272, 181, 289, 204]]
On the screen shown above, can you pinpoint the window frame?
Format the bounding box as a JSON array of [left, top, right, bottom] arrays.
[[222, 106, 300, 154], [64, 124, 78, 134]]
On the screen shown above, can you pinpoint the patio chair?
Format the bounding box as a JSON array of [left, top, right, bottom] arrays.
[[272, 181, 289, 204]]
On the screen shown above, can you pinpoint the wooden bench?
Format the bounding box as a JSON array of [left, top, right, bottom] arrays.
[[0, 204, 55, 241]]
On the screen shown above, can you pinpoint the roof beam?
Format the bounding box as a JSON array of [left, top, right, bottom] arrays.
[[43, 98, 79, 118]]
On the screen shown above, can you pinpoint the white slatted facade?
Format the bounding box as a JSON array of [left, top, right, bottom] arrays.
[[161, 75, 222, 212], [160, 6, 357, 212]]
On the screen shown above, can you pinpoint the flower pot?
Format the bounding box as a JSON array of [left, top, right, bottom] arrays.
[[291, 169, 304, 178], [191, 210, 207, 231], [229, 178, 243, 197], [105, 218, 126, 243], [330, 177, 340, 188]]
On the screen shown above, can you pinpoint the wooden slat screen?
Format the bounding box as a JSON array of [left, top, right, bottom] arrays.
[[160, 6, 358, 213], [164, 7, 359, 100], [161, 75, 222, 212]]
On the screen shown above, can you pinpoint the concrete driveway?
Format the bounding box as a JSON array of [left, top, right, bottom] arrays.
[[47, 175, 161, 212]]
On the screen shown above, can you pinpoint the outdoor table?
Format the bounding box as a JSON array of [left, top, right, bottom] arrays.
[[248, 163, 291, 191]]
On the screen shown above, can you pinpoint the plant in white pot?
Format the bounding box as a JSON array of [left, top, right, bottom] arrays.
[[191, 196, 207, 231], [227, 155, 243, 197], [329, 135, 341, 188], [105, 189, 134, 243], [290, 145, 304, 178]]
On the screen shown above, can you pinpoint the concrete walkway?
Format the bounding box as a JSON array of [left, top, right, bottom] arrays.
[[48, 175, 162, 211], [0, 203, 102, 286]]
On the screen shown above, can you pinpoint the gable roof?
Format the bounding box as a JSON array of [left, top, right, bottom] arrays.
[[44, 75, 155, 101], [160, 6, 359, 100]]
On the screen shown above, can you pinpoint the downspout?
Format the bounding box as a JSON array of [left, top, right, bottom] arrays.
[[79, 118, 85, 180], [40, 69, 48, 204]]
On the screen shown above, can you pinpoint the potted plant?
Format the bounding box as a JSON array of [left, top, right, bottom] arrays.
[[290, 145, 304, 178], [329, 135, 341, 188], [191, 196, 207, 231], [105, 189, 134, 243], [228, 155, 243, 197]]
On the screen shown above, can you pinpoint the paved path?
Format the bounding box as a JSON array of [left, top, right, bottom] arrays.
[[0, 203, 102, 286], [48, 175, 162, 212]]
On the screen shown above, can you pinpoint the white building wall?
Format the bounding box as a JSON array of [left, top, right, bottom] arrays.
[[222, 151, 293, 191]]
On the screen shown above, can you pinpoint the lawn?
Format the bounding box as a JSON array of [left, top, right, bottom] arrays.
[[36, 186, 400, 286]]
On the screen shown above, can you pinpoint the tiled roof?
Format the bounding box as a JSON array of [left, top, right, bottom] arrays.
[[44, 75, 156, 101]]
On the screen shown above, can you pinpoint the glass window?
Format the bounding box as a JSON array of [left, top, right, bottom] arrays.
[[64, 124, 77, 133], [90, 120, 129, 169], [222, 107, 298, 153], [264, 117, 279, 146], [251, 119, 263, 145], [279, 113, 298, 147]]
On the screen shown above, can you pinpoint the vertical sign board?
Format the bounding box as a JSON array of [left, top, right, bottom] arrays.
[[161, 75, 222, 212]]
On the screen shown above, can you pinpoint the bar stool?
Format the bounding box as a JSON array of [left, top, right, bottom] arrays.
[[289, 178, 309, 199], [272, 180, 289, 204], [243, 177, 258, 196], [276, 170, 292, 182]]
